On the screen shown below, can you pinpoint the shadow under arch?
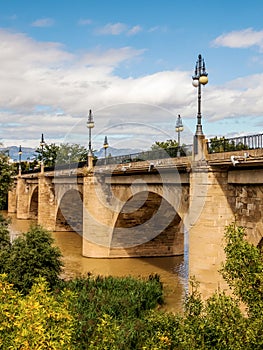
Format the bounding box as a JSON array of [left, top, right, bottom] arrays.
[[56, 189, 83, 234], [29, 186, 38, 219], [110, 191, 184, 257]]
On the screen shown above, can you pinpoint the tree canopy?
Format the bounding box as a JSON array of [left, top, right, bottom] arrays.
[[0, 150, 15, 209], [35, 142, 89, 166]]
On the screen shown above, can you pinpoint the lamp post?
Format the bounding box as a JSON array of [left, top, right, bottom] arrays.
[[40, 133, 45, 171], [175, 114, 184, 157], [103, 136, 109, 165], [68, 152, 71, 175], [192, 54, 208, 137], [87, 109, 95, 157], [18, 145, 22, 174]]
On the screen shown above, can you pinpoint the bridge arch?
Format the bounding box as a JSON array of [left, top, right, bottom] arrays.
[[109, 190, 185, 257], [29, 186, 38, 219], [55, 189, 83, 234]]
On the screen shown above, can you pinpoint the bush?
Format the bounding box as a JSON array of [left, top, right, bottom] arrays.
[[4, 225, 63, 293], [0, 214, 11, 274], [221, 223, 263, 317], [62, 273, 164, 349], [0, 274, 75, 349]]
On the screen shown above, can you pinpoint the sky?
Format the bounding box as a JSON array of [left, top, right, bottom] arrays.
[[1, 0, 263, 152]]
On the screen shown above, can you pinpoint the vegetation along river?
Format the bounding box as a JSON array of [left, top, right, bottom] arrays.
[[4, 211, 187, 313]]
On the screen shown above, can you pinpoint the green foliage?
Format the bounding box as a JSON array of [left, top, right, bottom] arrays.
[[151, 139, 179, 150], [221, 223, 263, 318], [0, 274, 75, 349], [151, 139, 187, 157], [0, 214, 10, 250], [0, 152, 15, 209], [3, 225, 63, 294], [0, 214, 11, 274], [35, 142, 60, 167], [0, 222, 262, 349], [208, 136, 249, 153], [35, 142, 88, 166], [135, 310, 181, 349], [63, 273, 164, 349]]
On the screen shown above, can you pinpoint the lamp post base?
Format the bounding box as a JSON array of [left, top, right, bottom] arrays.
[[193, 133, 206, 160], [88, 152, 93, 169]]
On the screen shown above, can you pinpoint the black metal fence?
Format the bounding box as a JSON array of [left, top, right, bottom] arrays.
[[95, 144, 193, 166], [22, 160, 87, 175], [207, 133, 263, 154], [21, 145, 192, 174]]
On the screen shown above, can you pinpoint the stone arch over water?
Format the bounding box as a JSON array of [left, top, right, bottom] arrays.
[[56, 189, 83, 234], [110, 190, 184, 257], [29, 186, 38, 219]]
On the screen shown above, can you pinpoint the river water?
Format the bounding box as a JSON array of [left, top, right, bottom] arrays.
[[4, 211, 187, 313]]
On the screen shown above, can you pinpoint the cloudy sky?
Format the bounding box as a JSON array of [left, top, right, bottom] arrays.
[[0, 0, 263, 151]]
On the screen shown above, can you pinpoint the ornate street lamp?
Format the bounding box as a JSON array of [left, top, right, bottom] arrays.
[[87, 109, 95, 157], [175, 115, 184, 157], [40, 133, 45, 169], [103, 136, 109, 164], [192, 54, 208, 137], [18, 145, 22, 174]]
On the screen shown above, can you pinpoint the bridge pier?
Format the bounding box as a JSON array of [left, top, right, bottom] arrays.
[[8, 184, 17, 213], [188, 164, 234, 298], [16, 177, 31, 219], [38, 174, 56, 231], [82, 172, 118, 257]]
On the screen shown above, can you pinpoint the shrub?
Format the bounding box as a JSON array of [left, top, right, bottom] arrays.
[[0, 274, 75, 349], [0, 214, 11, 274], [63, 273, 164, 348], [4, 225, 63, 293]]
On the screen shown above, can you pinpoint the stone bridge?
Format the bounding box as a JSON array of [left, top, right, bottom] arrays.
[[8, 139, 263, 297]]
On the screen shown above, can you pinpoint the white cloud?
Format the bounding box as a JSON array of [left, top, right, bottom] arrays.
[[127, 25, 142, 36], [95, 22, 127, 35], [78, 18, 92, 26], [211, 28, 263, 50], [31, 18, 55, 28], [95, 22, 142, 36], [0, 28, 263, 149]]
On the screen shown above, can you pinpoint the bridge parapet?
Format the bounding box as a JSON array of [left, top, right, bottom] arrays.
[[206, 148, 263, 166]]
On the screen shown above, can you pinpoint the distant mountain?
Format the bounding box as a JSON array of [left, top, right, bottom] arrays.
[[0, 145, 142, 162], [95, 146, 142, 158], [0, 146, 37, 161]]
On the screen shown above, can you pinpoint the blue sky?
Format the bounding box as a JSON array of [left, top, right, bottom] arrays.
[[0, 0, 263, 150]]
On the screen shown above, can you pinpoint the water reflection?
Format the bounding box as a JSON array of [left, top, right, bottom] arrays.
[[4, 211, 187, 313]]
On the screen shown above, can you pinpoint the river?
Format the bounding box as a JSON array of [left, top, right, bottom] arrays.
[[3, 211, 187, 313]]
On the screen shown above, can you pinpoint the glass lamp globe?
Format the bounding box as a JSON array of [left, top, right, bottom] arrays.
[[199, 75, 208, 85], [192, 78, 199, 87], [87, 121, 95, 128]]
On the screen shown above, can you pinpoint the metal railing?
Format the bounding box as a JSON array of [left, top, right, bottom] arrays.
[[95, 144, 192, 166], [21, 145, 192, 174], [22, 160, 87, 175], [207, 133, 263, 154]]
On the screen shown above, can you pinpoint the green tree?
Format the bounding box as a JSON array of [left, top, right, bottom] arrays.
[[151, 139, 178, 150], [4, 225, 63, 294], [151, 139, 188, 158], [35, 142, 60, 167], [35, 142, 88, 166], [56, 143, 88, 164], [0, 150, 15, 209], [208, 136, 249, 153], [221, 223, 263, 318], [0, 215, 11, 274]]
